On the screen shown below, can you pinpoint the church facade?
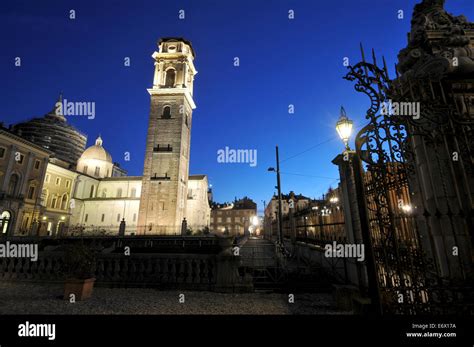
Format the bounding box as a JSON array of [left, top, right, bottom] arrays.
[[0, 38, 210, 237]]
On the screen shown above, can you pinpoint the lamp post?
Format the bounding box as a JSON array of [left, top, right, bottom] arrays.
[[335, 106, 382, 315], [268, 146, 283, 246], [303, 216, 308, 239]]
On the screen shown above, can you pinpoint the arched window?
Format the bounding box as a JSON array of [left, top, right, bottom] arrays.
[[1, 211, 12, 235], [102, 189, 107, 198], [162, 106, 171, 119], [165, 69, 175, 88], [130, 187, 137, 198], [7, 174, 19, 197], [117, 188, 122, 198], [61, 194, 68, 210]]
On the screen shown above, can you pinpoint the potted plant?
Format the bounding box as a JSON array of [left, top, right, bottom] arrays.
[[62, 242, 96, 301]]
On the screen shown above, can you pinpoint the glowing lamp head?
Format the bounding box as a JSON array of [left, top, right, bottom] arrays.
[[251, 216, 259, 226], [336, 106, 353, 150]]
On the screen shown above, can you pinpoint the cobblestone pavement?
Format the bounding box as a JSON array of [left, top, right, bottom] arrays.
[[0, 282, 350, 315]]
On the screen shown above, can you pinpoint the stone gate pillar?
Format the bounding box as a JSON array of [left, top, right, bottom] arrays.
[[332, 152, 367, 289], [394, 0, 474, 280]]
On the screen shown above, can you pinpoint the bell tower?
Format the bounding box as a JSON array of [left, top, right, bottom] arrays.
[[138, 38, 197, 234]]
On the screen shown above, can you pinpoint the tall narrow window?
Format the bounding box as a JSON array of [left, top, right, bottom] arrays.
[[162, 106, 171, 119], [90, 185, 95, 198], [61, 194, 68, 210], [117, 188, 122, 198], [130, 188, 137, 198], [7, 174, 19, 197], [41, 189, 48, 207], [27, 185, 35, 200], [165, 69, 175, 87]]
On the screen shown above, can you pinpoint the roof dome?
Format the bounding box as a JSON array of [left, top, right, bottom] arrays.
[[12, 94, 87, 166], [80, 136, 112, 163]]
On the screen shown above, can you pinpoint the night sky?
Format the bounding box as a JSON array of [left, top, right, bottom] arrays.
[[1, 0, 472, 213]]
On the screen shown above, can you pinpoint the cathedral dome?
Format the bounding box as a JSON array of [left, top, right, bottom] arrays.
[[77, 136, 114, 178], [12, 94, 87, 167], [80, 136, 112, 163]]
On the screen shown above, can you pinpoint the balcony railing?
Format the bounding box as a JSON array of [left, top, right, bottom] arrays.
[[150, 173, 171, 181], [153, 144, 172, 152]]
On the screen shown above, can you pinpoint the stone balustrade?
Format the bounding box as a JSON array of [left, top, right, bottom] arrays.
[[0, 252, 219, 290]]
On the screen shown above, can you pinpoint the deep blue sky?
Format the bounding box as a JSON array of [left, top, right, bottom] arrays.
[[1, 0, 472, 213]]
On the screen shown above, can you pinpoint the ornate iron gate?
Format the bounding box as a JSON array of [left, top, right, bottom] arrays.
[[344, 40, 473, 314]]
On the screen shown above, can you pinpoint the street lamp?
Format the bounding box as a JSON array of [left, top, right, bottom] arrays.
[[336, 106, 353, 150]]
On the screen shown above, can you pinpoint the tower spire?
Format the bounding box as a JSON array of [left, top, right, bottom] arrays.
[[48, 92, 66, 121]]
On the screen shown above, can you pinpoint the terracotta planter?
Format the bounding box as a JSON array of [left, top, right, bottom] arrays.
[[64, 278, 96, 301]]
